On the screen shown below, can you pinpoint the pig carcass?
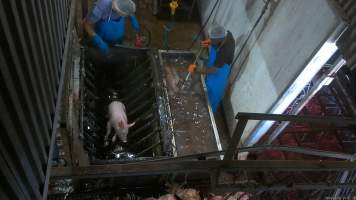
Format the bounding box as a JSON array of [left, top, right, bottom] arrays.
[[207, 194, 224, 200], [105, 101, 135, 144], [143, 194, 176, 200], [159, 194, 176, 200], [164, 65, 181, 95], [176, 188, 200, 200]]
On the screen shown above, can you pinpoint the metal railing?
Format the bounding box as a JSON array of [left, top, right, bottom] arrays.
[[51, 112, 356, 195]]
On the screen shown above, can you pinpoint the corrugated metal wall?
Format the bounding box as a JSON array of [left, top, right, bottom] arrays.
[[335, 0, 356, 70], [0, 0, 73, 199]]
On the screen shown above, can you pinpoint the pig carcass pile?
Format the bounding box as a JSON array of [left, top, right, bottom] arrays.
[[141, 183, 251, 200], [142, 190, 251, 200], [81, 48, 172, 162]]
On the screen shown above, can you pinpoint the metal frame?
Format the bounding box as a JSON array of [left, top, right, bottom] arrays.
[[42, 0, 76, 199], [51, 160, 356, 179], [50, 113, 356, 193], [200, 73, 223, 158], [223, 113, 356, 162], [266, 57, 346, 145]]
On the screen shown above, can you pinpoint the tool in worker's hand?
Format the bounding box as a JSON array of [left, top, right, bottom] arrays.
[[177, 48, 203, 90], [135, 34, 143, 48], [200, 39, 211, 48]]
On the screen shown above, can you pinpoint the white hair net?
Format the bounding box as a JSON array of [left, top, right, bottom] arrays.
[[113, 0, 136, 15], [209, 24, 226, 39]]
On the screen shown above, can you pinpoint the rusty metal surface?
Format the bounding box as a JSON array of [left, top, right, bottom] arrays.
[[158, 50, 218, 156]]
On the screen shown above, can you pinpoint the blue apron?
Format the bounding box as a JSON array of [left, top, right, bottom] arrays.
[[95, 14, 140, 45], [95, 17, 126, 44], [206, 46, 230, 113]]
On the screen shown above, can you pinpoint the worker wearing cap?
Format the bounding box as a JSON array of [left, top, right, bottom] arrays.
[[83, 0, 140, 55], [188, 24, 235, 112]]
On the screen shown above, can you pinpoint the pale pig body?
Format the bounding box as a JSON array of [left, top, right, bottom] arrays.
[[105, 101, 135, 143]]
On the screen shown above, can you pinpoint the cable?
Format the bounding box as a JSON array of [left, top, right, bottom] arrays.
[[163, 22, 175, 49], [212, 0, 222, 23], [188, 0, 220, 50]]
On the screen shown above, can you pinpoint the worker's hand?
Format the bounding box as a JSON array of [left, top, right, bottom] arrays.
[[188, 64, 197, 73], [92, 34, 110, 55], [135, 33, 143, 48], [200, 39, 211, 48]]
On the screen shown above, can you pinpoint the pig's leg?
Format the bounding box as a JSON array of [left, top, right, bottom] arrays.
[[112, 133, 117, 143], [105, 121, 111, 141]]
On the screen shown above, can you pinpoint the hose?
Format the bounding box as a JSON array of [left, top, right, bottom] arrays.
[[163, 22, 175, 49], [225, 0, 271, 97], [188, 0, 220, 50]]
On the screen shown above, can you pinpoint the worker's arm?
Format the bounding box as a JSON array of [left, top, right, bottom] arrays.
[[196, 65, 219, 74], [83, 19, 96, 38], [83, 17, 109, 55], [188, 63, 219, 74], [84, 1, 105, 38], [83, 2, 109, 55], [129, 15, 140, 33]]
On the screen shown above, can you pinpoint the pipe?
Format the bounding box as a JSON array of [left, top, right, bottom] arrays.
[[136, 142, 161, 157], [85, 90, 99, 100], [120, 82, 154, 103], [124, 59, 150, 79], [127, 98, 154, 118], [126, 88, 155, 110], [128, 145, 356, 164], [129, 117, 158, 139], [130, 129, 160, 149], [135, 109, 154, 121], [85, 68, 96, 82], [84, 78, 96, 90], [115, 66, 152, 87], [120, 74, 153, 93]]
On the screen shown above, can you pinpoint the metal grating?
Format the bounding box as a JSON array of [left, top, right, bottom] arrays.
[[335, 0, 356, 70], [0, 0, 74, 199], [81, 48, 164, 162]]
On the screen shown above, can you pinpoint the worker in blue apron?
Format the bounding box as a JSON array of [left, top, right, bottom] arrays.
[[188, 24, 235, 112], [83, 0, 140, 55]]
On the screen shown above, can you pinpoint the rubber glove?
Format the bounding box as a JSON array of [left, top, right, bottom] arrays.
[[92, 34, 109, 55], [201, 39, 211, 48], [188, 64, 197, 73], [135, 34, 143, 48], [129, 15, 140, 33]]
